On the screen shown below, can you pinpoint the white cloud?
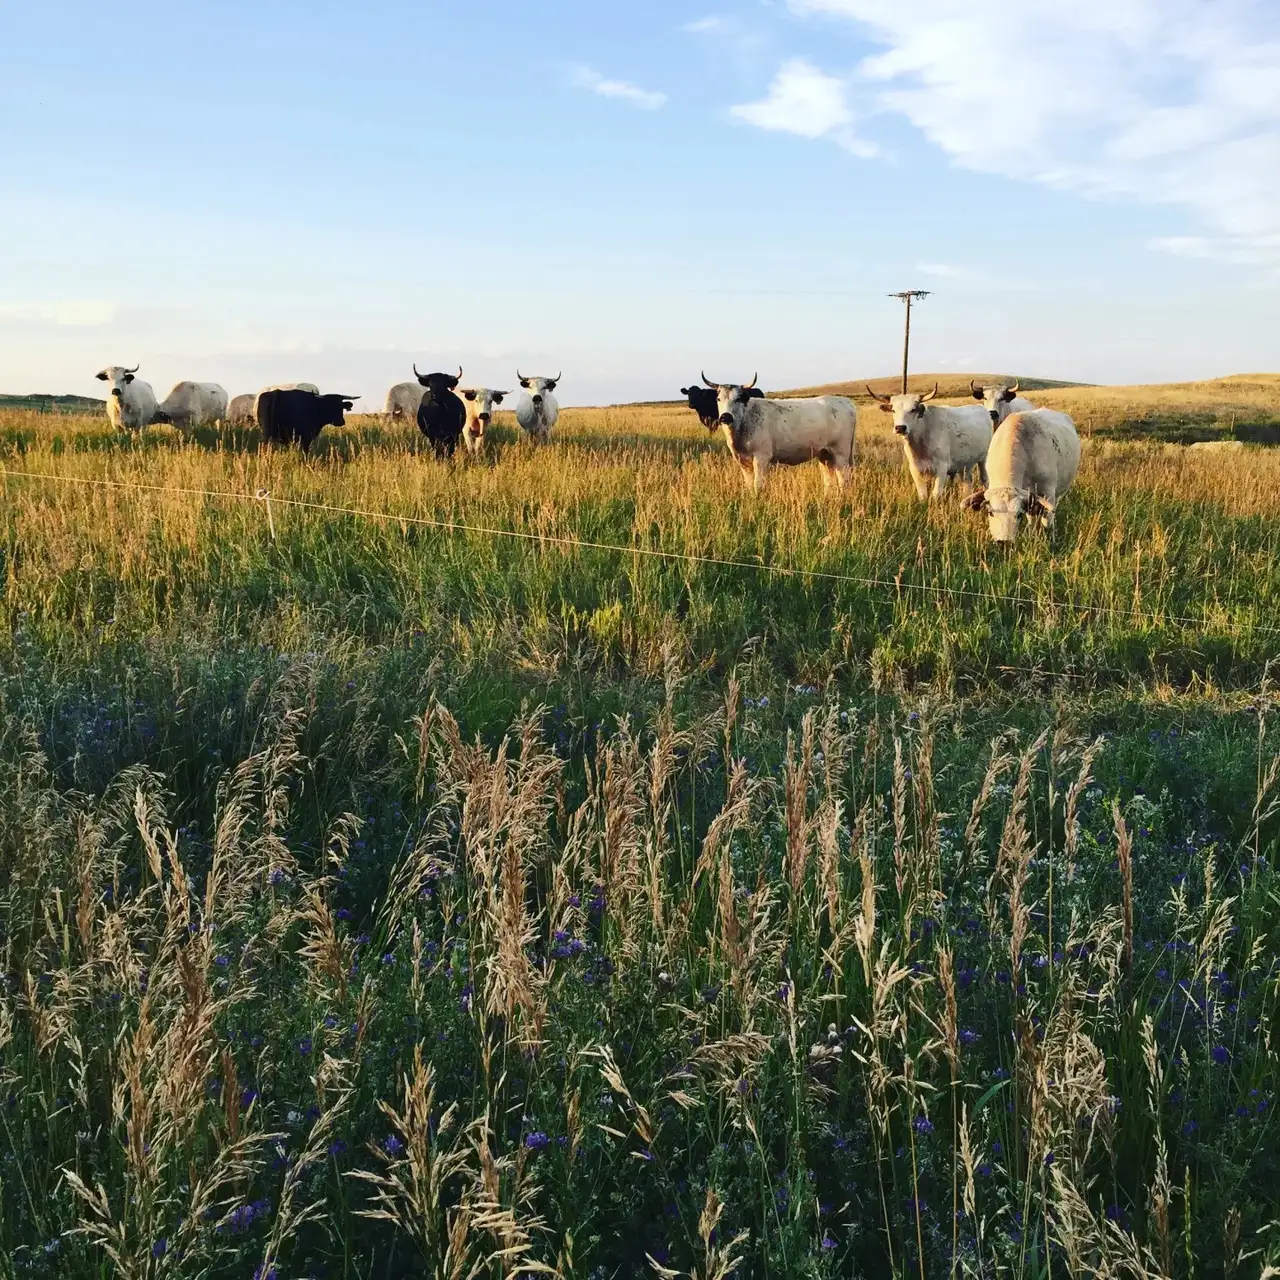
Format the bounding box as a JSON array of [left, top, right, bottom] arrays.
[[731, 58, 876, 155], [0, 299, 116, 327], [570, 66, 667, 111], [917, 263, 984, 281], [683, 16, 725, 33], [783, 0, 1280, 265]]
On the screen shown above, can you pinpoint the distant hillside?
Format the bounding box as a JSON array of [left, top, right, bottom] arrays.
[[778, 374, 1091, 401], [0, 393, 106, 414]]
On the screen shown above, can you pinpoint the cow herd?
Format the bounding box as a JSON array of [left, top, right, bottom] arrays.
[[90, 362, 1081, 543]]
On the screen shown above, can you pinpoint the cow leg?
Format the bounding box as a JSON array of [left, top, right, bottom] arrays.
[[736, 457, 755, 489], [932, 472, 950, 501], [753, 457, 770, 493], [978, 460, 989, 488]]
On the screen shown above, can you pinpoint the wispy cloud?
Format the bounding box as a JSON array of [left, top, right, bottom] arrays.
[[731, 59, 876, 156], [0, 299, 116, 327], [917, 263, 984, 281], [782, 0, 1280, 267], [682, 16, 725, 33], [570, 66, 667, 111]]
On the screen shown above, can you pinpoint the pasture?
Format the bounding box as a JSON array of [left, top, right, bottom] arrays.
[[1, 381, 1279, 1278]]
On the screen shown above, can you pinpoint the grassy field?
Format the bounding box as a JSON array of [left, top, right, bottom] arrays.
[[1, 381, 1278, 1278]]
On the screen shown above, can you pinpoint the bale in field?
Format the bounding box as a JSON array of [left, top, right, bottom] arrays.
[[227, 393, 256, 426], [702, 373, 856, 492], [95, 364, 158, 430], [963, 409, 1081, 543], [413, 366, 467, 459], [258, 388, 357, 455], [154, 380, 229, 426], [867, 384, 992, 501]]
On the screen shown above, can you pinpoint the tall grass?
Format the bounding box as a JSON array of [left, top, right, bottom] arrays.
[[1, 402, 1279, 1277]]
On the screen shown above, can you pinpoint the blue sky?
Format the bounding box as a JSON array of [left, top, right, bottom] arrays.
[[3, 0, 1279, 404]]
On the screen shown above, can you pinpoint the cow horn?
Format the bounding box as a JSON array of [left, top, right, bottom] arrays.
[[701, 371, 720, 390], [1009, 380, 1020, 395], [971, 380, 983, 400], [125, 363, 140, 374], [457, 366, 463, 380], [922, 383, 940, 402], [866, 385, 892, 404], [744, 372, 758, 390], [553, 372, 561, 382], [517, 370, 526, 382], [413, 363, 422, 378]]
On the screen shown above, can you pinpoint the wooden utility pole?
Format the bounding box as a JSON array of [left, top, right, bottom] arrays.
[[889, 290, 931, 393]]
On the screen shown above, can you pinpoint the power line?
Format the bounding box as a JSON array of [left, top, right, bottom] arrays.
[[1, 465, 1274, 637]]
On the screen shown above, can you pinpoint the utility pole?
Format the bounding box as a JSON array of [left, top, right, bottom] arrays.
[[889, 290, 931, 393]]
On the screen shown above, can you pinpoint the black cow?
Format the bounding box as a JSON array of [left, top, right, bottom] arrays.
[[414, 365, 467, 459], [680, 382, 763, 430], [258, 389, 356, 454]]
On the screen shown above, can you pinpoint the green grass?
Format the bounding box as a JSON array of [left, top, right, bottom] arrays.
[[1, 399, 1279, 1278]]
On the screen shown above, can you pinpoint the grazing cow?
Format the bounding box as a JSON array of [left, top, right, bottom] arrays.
[[95, 364, 158, 430], [457, 385, 511, 455], [227, 393, 257, 426], [962, 409, 1081, 543], [253, 383, 319, 421], [257, 389, 357, 454], [414, 366, 467, 459], [971, 379, 1037, 428], [703, 373, 856, 492], [867, 384, 992, 502], [386, 382, 427, 422], [514, 372, 561, 443], [155, 381, 229, 426], [680, 382, 763, 430]]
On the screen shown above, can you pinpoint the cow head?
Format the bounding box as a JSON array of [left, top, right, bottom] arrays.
[[868, 384, 938, 436], [414, 365, 462, 401], [457, 387, 510, 446], [962, 483, 1051, 544], [318, 393, 359, 429], [702, 372, 758, 439], [517, 371, 560, 410], [96, 364, 140, 400], [680, 385, 721, 430], [971, 380, 1021, 426]]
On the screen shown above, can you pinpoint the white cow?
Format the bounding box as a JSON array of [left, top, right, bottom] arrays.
[[386, 382, 427, 422], [868, 385, 992, 502], [705, 374, 857, 492], [456, 386, 512, 455], [227, 393, 257, 426], [253, 383, 318, 420], [971, 380, 1037, 429], [95, 365, 158, 430], [514, 371, 561, 443], [963, 409, 1081, 543], [157, 381, 229, 426]]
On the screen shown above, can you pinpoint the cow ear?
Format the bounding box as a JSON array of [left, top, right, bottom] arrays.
[[545, 381, 557, 391], [343, 400, 354, 410], [493, 393, 505, 405], [95, 371, 108, 381], [519, 378, 530, 388], [1003, 389, 1017, 402], [878, 402, 893, 413], [124, 373, 135, 383], [962, 490, 988, 513]]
